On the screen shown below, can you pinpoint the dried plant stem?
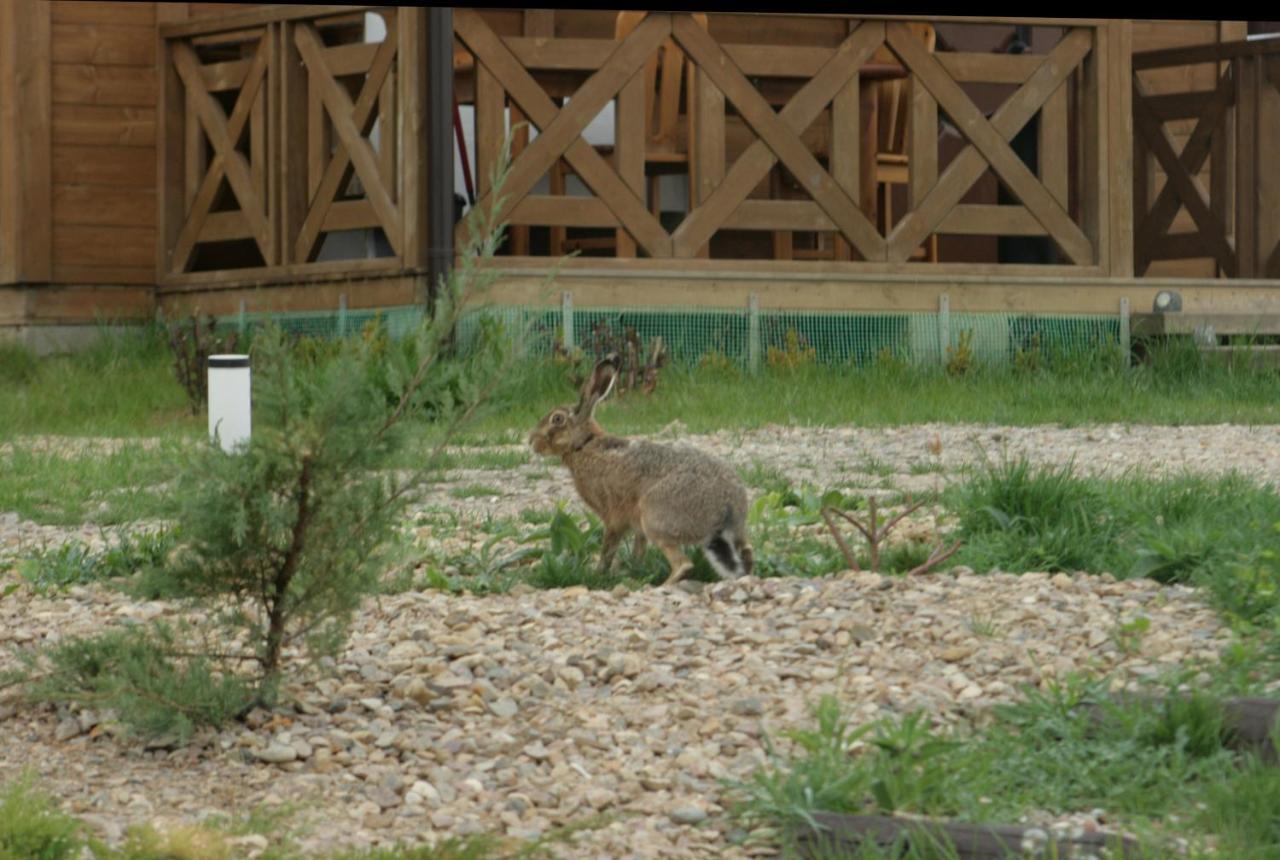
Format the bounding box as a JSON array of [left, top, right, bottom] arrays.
[[822, 495, 962, 576]]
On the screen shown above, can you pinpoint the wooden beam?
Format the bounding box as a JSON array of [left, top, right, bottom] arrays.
[[724, 200, 836, 232], [455, 8, 671, 256], [158, 27, 184, 280], [465, 263, 1280, 316], [509, 196, 618, 227], [279, 21, 307, 266], [935, 52, 1043, 84], [295, 24, 401, 258], [1133, 37, 1280, 71], [795, 811, 1143, 860], [160, 5, 373, 39], [886, 28, 1092, 263], [1235, 55, 1259, 278], [169, 37, 271, 272], [614, 67, 643, 258], [672, 16, 883, 261], [292, 22, 398, 262], [669, 20, 886, 259], [1107, 19, 1134, 277], [1261, 56, 1280, 278], [1131, 72, 1233, 275], [0, 0, 52, 284], [172, 39, 273, 263], [888, 24, 1091, 266], [1133, 75, 1236, 276], [692, 39, 726, 258], [937, 205, 1047, 236]]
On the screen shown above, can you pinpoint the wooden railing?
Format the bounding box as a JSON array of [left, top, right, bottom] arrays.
[[454, 12, 1132, 275], [1132, 38, 1280, 279], [157, 5, 429, 288]]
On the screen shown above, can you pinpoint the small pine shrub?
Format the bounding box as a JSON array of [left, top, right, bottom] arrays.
[[21, 623, 253, 741]]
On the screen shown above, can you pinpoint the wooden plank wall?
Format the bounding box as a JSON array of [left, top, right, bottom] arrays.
[[1133, 19, 1247, 277], [49, 1, 158, 286]]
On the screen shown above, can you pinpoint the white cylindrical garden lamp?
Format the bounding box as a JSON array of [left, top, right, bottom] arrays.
[[208, 354, 251, 452]]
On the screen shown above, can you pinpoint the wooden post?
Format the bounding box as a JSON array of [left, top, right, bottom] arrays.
[[1107, 20, 1133, 277], [616, 69, 644, 259], [830, 61, 859, 262], [938, 293, 950, 365], [1079, 27, 1103, 268], [401, 9, 432, 278], [561, 290, 574, 351], [692, 31, 725, 259], [0, 0, 52, 284], [280, 19, 308, 265], [1261, 56, 1280, 278], [747, 292, 761, 374], [1235, 55, 1259, 279], [1119, 296, 1130, 367], [157, 16, 185, 282], [425, 7, 454, 305]]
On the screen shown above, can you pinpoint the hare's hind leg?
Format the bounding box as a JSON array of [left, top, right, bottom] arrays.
[[652, 538, 694, 586], [631, 532, 648, 562]]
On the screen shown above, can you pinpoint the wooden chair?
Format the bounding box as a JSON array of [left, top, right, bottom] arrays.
[[774, 22, 939, 263], [550, 12, 709, 257]]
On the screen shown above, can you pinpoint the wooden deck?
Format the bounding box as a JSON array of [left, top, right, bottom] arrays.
[[1, 7, 1278, 345]]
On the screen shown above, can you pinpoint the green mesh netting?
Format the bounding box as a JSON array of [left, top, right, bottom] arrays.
[[218, 302, 1122, 370]]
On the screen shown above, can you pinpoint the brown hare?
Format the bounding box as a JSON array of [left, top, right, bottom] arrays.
[[529, 354, 753, 586]]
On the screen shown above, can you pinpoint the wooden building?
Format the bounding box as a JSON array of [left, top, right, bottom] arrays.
[[1, 6, 1278, 351]]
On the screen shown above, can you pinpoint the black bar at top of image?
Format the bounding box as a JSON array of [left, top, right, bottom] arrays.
[[208, 357, 250, 369]]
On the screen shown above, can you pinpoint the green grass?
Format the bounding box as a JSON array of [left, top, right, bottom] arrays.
[[732, 676, 1274, 859], [0, 773, 584, 860], [448, 484, 506, 499], [0, 441, 183, 525], [0, 773, 84, 859], [11, 331, 1280, 445], [944, 458, 1280, 635], [0, 326, 196, 440], [446, 341, 1280, 441]]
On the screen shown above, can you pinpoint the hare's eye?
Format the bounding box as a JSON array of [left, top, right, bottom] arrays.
[[551, 413, 565, 426]]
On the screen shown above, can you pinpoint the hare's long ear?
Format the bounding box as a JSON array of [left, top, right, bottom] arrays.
[[575, 353, 619, 419]]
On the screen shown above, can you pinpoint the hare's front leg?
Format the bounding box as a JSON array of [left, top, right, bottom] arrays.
[[599, 525, 628, 573]]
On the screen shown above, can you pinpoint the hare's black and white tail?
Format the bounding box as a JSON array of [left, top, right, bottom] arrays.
[[705, 526, 753, 580]]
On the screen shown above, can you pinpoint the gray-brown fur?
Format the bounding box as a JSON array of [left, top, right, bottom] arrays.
[[529, 355, 753, 586]]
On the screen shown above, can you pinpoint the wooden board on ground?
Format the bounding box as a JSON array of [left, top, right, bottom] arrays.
[[794, 811, 1143, 860]]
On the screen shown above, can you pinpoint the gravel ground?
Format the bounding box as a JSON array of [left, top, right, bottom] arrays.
[[0, 422, 1274, 857]]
